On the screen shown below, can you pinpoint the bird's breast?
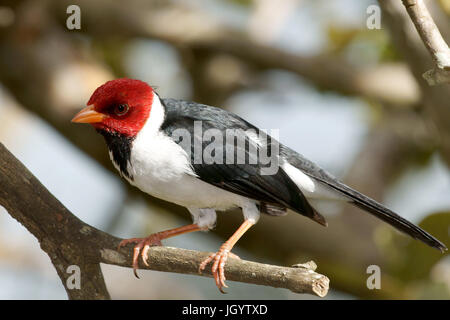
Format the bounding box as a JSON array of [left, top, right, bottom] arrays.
[[125, 128, 244, 210]]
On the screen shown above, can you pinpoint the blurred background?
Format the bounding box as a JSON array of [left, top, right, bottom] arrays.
[[0, 0, 449, 299]]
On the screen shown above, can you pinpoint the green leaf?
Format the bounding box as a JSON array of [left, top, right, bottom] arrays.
[[391, 211, 449, 282]]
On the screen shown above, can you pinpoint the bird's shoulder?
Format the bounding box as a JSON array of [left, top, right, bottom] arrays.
[[160, 98, 256, 132], [158, 98, 324, 224]]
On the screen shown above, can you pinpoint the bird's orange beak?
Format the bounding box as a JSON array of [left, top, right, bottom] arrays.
[[71, 105, 106, 124]]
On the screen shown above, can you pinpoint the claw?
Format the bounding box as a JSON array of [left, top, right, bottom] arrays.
[[132, 243, 144, 278], [118, 234, 163, 278], [117, 224, 203, 279], [198, 253, 216, 274], [142, 245, 150, 267], [117, 238, 141, 251], [199, 248, 239, 293]]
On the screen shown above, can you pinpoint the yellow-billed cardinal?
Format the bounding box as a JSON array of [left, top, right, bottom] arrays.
[[72, 78, 446, 293]]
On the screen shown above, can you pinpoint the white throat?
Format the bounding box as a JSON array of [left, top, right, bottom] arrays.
[[139, 93, 166, 136], [126, 93, 196, 187]]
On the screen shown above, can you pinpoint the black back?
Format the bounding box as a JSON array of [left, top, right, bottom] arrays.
[[160, 98, 326, 226]]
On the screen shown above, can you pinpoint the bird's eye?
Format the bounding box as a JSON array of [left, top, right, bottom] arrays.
[[114, 104, 129, 116]]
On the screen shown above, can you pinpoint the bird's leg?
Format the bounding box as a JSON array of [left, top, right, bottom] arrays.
[[199, 219, 254, 293], [118, 223, 204, 278]]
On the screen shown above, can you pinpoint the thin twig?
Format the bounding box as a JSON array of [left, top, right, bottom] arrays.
[[401, 0, 450, 85]]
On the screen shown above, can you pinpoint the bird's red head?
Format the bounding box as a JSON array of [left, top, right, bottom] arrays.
[[72, 78, 154, 137]]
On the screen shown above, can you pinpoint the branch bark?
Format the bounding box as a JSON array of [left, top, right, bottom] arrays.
[[0, 142, 329, 299], [401, 0, 450, 85]]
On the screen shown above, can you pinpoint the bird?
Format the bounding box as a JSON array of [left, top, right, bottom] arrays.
[[72, 78, 447, 293]]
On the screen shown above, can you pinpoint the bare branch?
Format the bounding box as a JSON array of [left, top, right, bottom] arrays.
[[0, 142, 329, 299], [380, 0, 450, 167], [110, 246, 329, 297], [401, 0, 450, 85]]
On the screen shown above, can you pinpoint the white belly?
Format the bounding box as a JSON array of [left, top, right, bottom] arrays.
[[130, 168, 244, 210], [123, 128, 245, 210]]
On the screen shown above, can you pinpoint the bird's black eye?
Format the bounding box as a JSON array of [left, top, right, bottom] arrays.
[[114, 104, 129, 116]]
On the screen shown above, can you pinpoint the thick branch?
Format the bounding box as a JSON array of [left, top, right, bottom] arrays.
[[0, 142, 329, 298], [401, 0, 450, 84]]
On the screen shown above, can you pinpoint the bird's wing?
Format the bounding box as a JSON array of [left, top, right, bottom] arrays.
[[160, 99, 326, 226], [282, 148, 447, 251]]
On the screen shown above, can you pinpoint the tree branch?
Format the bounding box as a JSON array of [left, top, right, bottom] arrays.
[[106, 246, 329, 297], [380, 0, 450, 168], [0, 142, 329, 299], [401, 0, 450, 85]]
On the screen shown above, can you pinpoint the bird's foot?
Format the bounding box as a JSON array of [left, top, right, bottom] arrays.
[[198, 246, 240, 293], [117, 234, 163, 278], [117, 224, 203, 279]]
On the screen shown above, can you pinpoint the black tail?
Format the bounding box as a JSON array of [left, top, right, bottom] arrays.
[[320, 180, 447, 252], [351, 198, 446, 252]]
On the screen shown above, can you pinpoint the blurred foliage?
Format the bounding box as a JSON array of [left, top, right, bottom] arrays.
[[395, 212, 449, 281], [92, 39, 128, 78], [327, 27, 361, 53], [439, 0, 450, 15], [376, 212, 450, 298], [225, 0, 252, 7], [327, 26, 402, 63]]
